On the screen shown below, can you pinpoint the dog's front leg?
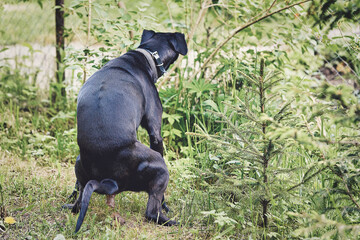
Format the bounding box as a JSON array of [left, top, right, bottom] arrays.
[[142, 111, 173, 212], [149, 132, 163, 156], [142, 114, 164, 156]]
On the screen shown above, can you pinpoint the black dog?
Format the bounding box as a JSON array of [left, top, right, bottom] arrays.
[[64, 30, 187, 233]]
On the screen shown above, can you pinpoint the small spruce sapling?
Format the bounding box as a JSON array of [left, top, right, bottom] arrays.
[[191, 59, 327, 235]]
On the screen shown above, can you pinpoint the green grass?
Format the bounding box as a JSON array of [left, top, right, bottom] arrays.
[[1, 67, 359, 238], [2, 66, 358, 239], [0, 151, 212, 239]]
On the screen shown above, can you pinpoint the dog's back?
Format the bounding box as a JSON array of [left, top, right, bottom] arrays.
[[77, 53, 148, 152]]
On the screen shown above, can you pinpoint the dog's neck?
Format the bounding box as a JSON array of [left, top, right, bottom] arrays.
[[157, 48, 179, 72], [135, 48, 159, 82], [136, 46, 179, 82], [144, 50, 167, 75]]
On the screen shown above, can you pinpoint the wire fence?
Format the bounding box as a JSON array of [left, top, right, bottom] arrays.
[[290, 7, 360, 88], [0, 1, 359, 92], [0, 1, 56, 89]]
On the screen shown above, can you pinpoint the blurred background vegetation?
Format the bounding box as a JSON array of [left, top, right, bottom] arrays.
[[0, 0, 359, 239]]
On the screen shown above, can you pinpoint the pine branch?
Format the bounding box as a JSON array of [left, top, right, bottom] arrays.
[[264, 78, 285, 91], [332, 167, 360, 209], [274, 101, 293, 122], [269, 148, 286, 160], [237, 70, 259, 87], [263, 71, 282, 84], [221, 101, 259, 124], [187, 130, 261, 159], [220, 113, 263, 156], [264, 94, 278, 105], [222, 128, 262, 136], [243, 86, 261, 95], [274, 166, 328, 199], [276, 111, 293, 122], [323, 140, 360, 146]]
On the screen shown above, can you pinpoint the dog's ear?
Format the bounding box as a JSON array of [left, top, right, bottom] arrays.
[[141, 29, 156, 44], [170, 32, 188, 56]]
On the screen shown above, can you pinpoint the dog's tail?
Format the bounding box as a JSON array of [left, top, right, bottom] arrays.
[[75, 179, 118, 233]]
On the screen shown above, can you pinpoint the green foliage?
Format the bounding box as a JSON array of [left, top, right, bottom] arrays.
[[0, 67, 78, 163], [290, 211, 360, 238], [293, 80, 360, 237], [1, 0, 360, 239], [310, 0, 360, 29], [190, 59, 326, 238]]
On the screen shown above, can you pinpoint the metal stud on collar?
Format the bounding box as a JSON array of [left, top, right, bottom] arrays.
[[146, 50, 167, 74]]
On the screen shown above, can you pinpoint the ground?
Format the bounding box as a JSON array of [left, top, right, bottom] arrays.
[[0, 151, 204, 239]]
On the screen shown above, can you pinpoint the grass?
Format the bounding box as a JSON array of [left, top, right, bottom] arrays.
[[0, 151, 211, 239], [1, 69, 358, 238], [0, 69, 219, 239]]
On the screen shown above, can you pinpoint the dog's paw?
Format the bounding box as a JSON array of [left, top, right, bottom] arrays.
[[145, 214, 177, 227], [61, 203, 74, 210], [71, 203, 81, 214], [162, 219, 177, 226]]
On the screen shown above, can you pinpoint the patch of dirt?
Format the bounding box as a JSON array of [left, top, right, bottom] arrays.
[[111, 212, 126, 226]]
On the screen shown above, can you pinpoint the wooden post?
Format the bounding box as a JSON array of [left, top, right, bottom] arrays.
[[55, 0, 65, 97]]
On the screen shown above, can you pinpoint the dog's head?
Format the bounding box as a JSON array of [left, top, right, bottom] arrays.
[[138, 30, 188, 71]]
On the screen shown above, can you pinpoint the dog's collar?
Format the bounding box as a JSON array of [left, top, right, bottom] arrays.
[[146, 50, 167, 75], [135, 48, 166, 82]]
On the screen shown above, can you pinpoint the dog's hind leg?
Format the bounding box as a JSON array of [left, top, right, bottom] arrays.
[[68, 180, 79, 201], [123, 142, 175, 225], [135, 144, 175, 225], [144, 163, 176, 226], [62, 156, 81, 210], [71, 184, 83, 214], [116, 142, 175, 226], [62, 180, 80, 210]]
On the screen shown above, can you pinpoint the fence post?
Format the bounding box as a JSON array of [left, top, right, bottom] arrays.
[[55, 0, 65, 98]]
